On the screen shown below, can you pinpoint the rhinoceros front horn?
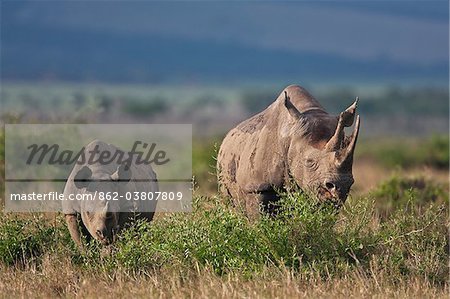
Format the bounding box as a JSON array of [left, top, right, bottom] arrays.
[[325, 97, 358, 152], [336, 115, 360, 170]]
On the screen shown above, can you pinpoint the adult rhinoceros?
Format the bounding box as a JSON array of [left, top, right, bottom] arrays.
[[62, 140, 158, 247], [217, 85, 360, 213]]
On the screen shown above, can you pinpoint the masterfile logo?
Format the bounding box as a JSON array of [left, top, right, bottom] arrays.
[[4, 124, 192, 212]]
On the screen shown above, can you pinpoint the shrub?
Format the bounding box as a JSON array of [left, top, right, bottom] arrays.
[[192, 139, 220, 192], [357, 135, 449, 169], [123, 97, 169, 117], [371, 175, 449, 217], [0, 215, 71, 265], [0, 183, 447, 285], [240, 90, 276, 114]]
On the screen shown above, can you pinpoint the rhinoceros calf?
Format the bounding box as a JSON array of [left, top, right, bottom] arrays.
[[62, 140, 158, 247], [217, 85, 360, 213]]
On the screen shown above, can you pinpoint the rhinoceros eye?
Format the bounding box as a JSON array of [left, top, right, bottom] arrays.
[[305, 159, 317, 169]]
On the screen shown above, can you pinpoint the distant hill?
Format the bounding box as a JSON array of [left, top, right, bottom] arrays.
[[2, 24, 448, 84]]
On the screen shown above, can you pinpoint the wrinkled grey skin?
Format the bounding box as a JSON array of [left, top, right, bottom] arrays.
[[62, 140, 158, 247], [217, 85, 360, 214]]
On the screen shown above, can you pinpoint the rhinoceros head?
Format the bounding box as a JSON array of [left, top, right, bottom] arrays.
[[284, 92, 360, 206], [73, 163, 132, 244]]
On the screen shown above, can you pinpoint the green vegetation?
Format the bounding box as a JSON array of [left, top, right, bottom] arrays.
[[357, 135, 449, 169], [315, 85, 449, 117], [239, 85, 449, 116], [240, 90, 278, 114], [371, 175, 448, 217], [360, 86, 449, 117], [0, 83, 448, 296], [0, 132, 448, 296], [0, 178, 448, 287], [192, 138, 221, 193], [123, 97, 169, 117], [3, 83, 447, 119], [0, 214, 72, 266]]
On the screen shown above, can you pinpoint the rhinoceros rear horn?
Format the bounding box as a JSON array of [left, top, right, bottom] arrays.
[[336, 115, 360, 170], [325, 97, 358, 152]]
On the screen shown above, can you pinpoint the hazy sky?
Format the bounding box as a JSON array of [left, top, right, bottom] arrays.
[[4, 1, 448, 66]]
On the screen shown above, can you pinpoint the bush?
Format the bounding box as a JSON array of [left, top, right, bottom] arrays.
[[192, 139, 220, 192], [240, 90, 276, 114], [0, 215, 71, 265], [123, 97, 169, 117], [357, 135, 449, 169], [425, 135, 449, 168], [326, 86, 449, 117], [0, 181, 447, 285], [371, 175, 449, 217]]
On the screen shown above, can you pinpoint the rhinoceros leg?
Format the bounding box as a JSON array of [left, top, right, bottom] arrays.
[[241, 190, 280, 217], [258, 190, 280, 216], [78, 215, 92, 243], [137, 212, 155, 222], [118, 212, 134, 228], [65, 214, 83, 248], [65, 213, 92, 248]]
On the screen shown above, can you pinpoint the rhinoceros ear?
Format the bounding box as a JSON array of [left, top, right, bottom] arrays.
[[74, 166, 92, 189], [111, 163, 132, 182], [283, 91, 303, 120], [283, 91, 310, 137]]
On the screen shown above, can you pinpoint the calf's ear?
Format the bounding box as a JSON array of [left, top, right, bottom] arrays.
[[74, 166, 92, 189], [111, 163, 132, 183]]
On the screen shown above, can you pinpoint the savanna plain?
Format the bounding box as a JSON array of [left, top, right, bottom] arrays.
[[0, 83, 448, 298]]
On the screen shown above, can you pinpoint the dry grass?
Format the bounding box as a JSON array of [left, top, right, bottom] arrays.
[[0, 260, 448, 298], [0, 137, 448, 298], [352, 159, 449, 194], [0, 187, 447, 298]]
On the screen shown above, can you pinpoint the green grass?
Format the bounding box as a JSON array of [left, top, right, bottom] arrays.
[[122, 97, 169, 117], [0, 178, 448, 286], [370, 175, 448, 217], [356, 135, 449, 169], [0, 122, 448, 294], [192, 137, 221, 192], [0, 214, 72, 266]]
